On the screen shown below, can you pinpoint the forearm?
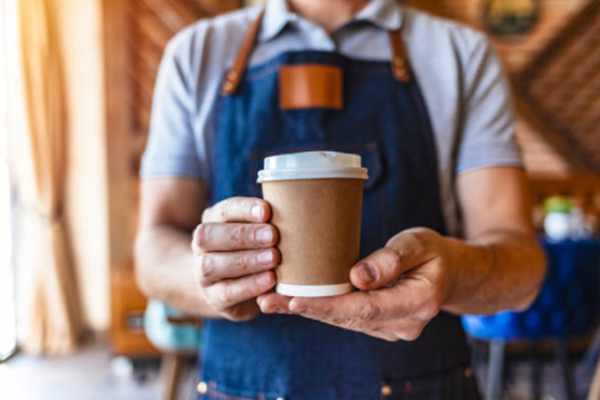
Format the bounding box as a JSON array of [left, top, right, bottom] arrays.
[[442, 229, 546, 315], [134, 225, 221, 318]]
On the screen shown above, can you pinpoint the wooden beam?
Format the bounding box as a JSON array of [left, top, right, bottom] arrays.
[[513, 93, 590, 172]]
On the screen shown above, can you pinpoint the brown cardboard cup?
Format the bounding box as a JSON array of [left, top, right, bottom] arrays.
[[257, 151, 368, 297]]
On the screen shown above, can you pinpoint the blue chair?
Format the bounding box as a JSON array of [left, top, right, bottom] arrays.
[[462, 238, 600, 400], [144, 299, 203, 353]]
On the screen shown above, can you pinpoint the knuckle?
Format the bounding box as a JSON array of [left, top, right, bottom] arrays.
[[411, 228, 439, 249], [217, 283, 234, 307], [224, 307, 245, 322], [380, 247, 402, 272], [226, 306, 258, 322], [196, 254, 213, 280], [408, 227, 433, 239], [201, 207, 211, 223], [233, 252, 248, 273], [193, 224, 211, 250], [383, 333, 401, 343], [230, 225, 247, 247], [399, 327, 423, 342], [359, 301, 381, 321], [417, 302, 440, 321], [217, 202, 228, 221], [334, 318, 358, 330]]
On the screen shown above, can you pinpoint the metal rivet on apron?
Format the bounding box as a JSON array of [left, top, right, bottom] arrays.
[[197, 381, 208, 394], [393, 58, 405, 67], [381, 385, 392, 396], [465, 367, 474, 378], [223, 81, 235, 92]]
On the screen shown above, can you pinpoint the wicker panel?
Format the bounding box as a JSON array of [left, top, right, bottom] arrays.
[[126, 0, 211, 173], [517, 0, 600, 173]]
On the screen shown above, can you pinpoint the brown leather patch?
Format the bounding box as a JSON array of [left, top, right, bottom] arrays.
[[279, 64, 343, 110]]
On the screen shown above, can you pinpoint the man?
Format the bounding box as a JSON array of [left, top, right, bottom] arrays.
[[135, 0, 546, 398]]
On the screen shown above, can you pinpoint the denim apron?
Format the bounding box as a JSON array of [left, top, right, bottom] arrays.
[[199, 10, 482, 400]]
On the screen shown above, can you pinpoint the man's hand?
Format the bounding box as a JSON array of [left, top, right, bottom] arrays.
[[193, 197, 280, 321], [256, 168, 545, 342], [258, 227, 462, 342]]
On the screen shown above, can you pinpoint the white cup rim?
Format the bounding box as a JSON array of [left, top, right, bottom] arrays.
[[256, 151, 369, 183]]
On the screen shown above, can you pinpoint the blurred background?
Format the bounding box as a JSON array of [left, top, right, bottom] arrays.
[[1, 0, 600, 399]]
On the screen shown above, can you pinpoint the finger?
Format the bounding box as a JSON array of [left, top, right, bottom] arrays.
[[257, 292, 293, 314], [350, 234, 437, 290], [287, 290, 429, 341], [287, 288, 409, 322], [222, 299, 261, 322], [202, 197, 271, 223], [192, 223, 278, 252], [195, 248, 280, 284], [205, 270, 276, 311]]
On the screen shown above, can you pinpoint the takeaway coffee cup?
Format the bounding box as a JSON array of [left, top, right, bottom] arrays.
[[257, 151, 369, 297]]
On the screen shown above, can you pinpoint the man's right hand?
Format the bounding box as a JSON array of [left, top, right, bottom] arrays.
[[192, 197, 280, 321]]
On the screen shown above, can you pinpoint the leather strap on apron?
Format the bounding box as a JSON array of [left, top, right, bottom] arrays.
[[221, 9, 266, 95], [221, 9, 412, 95], [388, 27, 412, 83]]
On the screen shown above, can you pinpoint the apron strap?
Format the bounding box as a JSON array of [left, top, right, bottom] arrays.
[[221, 9, 265, 95], [388, 28, 412, 83], [221, 9, 412, 95]]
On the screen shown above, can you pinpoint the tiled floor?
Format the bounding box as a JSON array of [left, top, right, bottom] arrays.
[[1, 336, 596, 400]]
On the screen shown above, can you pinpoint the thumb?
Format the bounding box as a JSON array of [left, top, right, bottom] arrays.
[[350, 230, 436, 290]]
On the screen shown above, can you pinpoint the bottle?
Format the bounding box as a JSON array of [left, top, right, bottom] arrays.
[[543, 196, 572, 241]]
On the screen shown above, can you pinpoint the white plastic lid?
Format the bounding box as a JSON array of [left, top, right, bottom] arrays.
[[257, 151, 369, 183]]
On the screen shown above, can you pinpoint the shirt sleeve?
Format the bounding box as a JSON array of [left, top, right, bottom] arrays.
[[455, 36, 523, 175], [139, 35, 203, 180]]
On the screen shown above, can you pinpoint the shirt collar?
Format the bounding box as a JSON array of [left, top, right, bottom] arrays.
[[258, 0, 403, 42], [259, 0, 291, 42], [353, 0, 403, 31]]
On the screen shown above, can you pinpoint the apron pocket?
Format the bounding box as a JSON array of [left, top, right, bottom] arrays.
[[379, 366, 481, 400]]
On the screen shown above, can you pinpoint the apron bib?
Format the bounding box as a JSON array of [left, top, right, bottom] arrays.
[[200, 10, 481, 400]]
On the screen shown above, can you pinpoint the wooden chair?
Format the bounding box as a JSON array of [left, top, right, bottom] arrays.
[[144, 300, 203, 400]]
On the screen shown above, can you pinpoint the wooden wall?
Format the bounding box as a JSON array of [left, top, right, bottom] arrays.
[[409, 0, 599, 177]]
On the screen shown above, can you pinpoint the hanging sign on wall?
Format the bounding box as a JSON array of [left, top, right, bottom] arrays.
[[483, 0, 539, 36]]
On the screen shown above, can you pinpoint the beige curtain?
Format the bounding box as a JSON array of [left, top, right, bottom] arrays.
[[14, 0, 83, 355]]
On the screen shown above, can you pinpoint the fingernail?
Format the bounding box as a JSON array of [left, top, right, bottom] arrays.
[[251, 203, 265, 220], [258, 272, 273, 287], [356, 263, 377, 284], [258, 250, 274, 265], [257, 227, 273, 245]]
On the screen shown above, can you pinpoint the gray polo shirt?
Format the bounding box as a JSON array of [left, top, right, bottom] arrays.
[[141, 0, 523, 235]]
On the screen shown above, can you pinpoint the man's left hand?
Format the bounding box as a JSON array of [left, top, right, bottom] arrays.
[[257, 227, 459, 342]]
